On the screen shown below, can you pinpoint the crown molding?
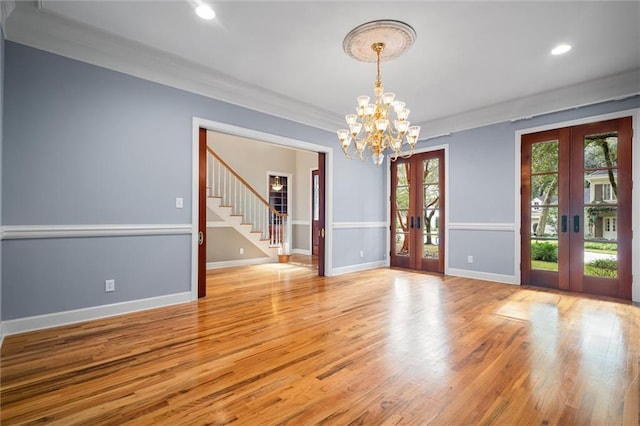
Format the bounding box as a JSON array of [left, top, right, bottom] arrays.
[[0, 0, 15, 34], [5, 2, 343, 132], [416, 69, 640, 139], [5, 3, 638, 139]]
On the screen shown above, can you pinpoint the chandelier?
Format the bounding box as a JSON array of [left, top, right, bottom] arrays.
[[337, 20, 421, 166], [271, 176, 283, 191]]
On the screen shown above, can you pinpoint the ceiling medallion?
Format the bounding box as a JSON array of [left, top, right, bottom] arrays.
[[337, 20, 421, 166], [343, 20, 417, 63]]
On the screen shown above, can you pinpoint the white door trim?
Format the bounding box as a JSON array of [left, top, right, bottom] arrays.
[[191, 118, 334, 300]]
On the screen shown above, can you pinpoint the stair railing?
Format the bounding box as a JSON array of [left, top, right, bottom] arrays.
[[207, 147, 288, 251]]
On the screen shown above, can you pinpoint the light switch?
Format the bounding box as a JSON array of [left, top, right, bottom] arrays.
[[176, 197, 184, 209]]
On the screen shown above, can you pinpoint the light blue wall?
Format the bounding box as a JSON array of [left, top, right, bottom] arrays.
[[1, 41, 388, 320], [417, 96, 640, 276], [333, 227, 387, 268], [2, 236, 190, 319], [0, 28, 4, 327]]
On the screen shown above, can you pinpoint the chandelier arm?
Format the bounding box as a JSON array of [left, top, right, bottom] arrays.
[[398, 147, 416, 159], [342, 147, 365, 162]]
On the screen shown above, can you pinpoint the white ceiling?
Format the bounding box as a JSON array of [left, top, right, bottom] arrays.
[[5, 1, 640, 137]]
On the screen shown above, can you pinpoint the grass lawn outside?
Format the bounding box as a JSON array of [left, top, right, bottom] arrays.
[[531, 260, 559, 272]]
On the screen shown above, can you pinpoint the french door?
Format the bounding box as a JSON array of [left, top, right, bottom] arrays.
[[521, 117, 632, 299], [391, 150, 445, 273]]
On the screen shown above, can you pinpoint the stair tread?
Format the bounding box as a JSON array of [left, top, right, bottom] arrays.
[[207, 194, 279, 255]]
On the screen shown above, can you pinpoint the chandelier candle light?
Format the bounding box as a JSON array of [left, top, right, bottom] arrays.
[[338, 20, 421, 166]]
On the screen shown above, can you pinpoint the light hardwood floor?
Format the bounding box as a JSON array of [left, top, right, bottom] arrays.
[[1, 264, 639, 425]]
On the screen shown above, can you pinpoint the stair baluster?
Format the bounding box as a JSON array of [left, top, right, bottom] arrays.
[[207, 148, 288, 254]]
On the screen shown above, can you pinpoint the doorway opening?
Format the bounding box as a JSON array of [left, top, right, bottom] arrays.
[[194, 119, 332, 299]]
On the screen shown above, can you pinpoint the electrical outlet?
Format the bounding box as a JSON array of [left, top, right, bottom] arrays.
[[105, 279, 115, 292], [239, 248, 244, 255], [467, 255, 474, 264], [360, 250, 364, 258], [175, 197, 184, 209]]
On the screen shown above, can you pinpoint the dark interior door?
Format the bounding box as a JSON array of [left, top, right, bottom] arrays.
[[317, 153, 326, 276], [390, 150, 445, 273], [198, 128, 207, 298], [521, 117, 632, 299], [311, 169, 320, 256]]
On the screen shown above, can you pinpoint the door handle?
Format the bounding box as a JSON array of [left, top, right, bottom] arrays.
[[198, 231, 204, 245], [410, 216, 414, 229], [573, 215, 580, 233], [320, 228, 325, 238], [561, 215, 567, 233], [416, 216, 421, 229]]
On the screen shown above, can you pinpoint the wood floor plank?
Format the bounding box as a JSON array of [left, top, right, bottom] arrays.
[[2, 263, 639, 425]]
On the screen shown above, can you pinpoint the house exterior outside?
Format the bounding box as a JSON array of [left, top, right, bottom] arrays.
[[585, 170, 618, 241]]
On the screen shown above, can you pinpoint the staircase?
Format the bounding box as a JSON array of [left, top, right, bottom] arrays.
[[207, 147, 288, 261]]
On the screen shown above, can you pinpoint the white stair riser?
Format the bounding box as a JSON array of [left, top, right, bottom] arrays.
[[207, 198, 278, 258]]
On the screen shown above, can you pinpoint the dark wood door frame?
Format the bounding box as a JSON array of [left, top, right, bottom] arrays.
[[311, 169, 320, 257], [317, 153, 326, 276], [390, 149, 445, 274], [520, 117, 632, 299]]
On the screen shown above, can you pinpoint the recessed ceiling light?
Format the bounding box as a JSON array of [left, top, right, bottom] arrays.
[[551, 44, 572, 55], [196, 4, 216, 20]]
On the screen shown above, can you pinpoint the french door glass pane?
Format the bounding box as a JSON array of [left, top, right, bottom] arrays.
[[423, 159, 439, 184], [531, 140, 559, 173], [421, 158, 440, 262], [530, 207, 558, 238], [584, 241, 617, 278], [583, 204, 617, 279], [584, 171, 617, 204], [396, 186, 410, 209], [423, 184, 439, 208], [395, 209, 410, 257], [583, 131, 618, 280], [394, 160, 411, 258], [584, 133, 618, 168], [395, 233, 410, 257], [530, 139, 560, 272], [584, 205, 618, 242], [423, 233, 439, 259], [397, 162, 410, 185], [531, 239, 558, 271], [395, 210, 409, 232], [530, 175, 559, 205]]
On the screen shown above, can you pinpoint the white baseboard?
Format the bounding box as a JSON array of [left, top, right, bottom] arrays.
[[2, 292, 192, 336], [446, 267, 519, 285], [330, 260, 388, 276], [291, 248, 311, 255], [206, 257, 272, 269]]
